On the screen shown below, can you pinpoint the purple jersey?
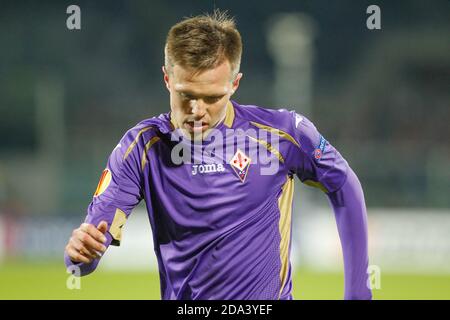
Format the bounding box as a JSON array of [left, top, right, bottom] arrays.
[[65, 100, 370, 300]]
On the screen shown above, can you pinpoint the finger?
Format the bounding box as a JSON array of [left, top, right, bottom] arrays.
[[66, 247, 91, 264], [80, 247, 100, 260], [78, 231, 107, 253], [97, 221, 108, 235], [70, 237, 100, 259], [81, 223, 107, 244]]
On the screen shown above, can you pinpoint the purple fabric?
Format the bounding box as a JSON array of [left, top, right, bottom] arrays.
[[328, 167, 372, 299], [64, 100, 371, 300]]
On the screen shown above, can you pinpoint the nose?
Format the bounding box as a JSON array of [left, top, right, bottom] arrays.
[[190, 99, 207, 119]]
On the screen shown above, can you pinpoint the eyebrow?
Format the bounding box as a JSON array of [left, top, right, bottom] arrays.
[[177, 90, 227, 98]]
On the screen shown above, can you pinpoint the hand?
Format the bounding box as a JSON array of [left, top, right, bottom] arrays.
[[65, 221, 108, 264]]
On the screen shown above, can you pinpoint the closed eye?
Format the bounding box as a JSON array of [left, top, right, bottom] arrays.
[[179, 92, 225, 104], [179, 92, 195, 100], [204, 95, 224, 104]]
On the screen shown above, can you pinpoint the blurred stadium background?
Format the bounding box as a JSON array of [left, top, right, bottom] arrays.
[[0, 0, 449, 299]]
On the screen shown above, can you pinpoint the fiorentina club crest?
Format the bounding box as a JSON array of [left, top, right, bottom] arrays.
[[230, 149, 251, 183]]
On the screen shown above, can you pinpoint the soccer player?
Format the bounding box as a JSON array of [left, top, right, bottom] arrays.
[[64, 11, 372, 300]]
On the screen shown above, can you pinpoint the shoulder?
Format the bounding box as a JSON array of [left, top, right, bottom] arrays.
[[233, 102, 294, 131], [112, 113, 171, 162], [233, 101, 321, 150], [122, 112, 171, 144]]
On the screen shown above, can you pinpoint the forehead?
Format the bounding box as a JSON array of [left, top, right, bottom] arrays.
[[171, 61, 233, 94]]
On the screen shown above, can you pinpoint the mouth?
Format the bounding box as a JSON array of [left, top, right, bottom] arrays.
[[184, 121, 209, 133]]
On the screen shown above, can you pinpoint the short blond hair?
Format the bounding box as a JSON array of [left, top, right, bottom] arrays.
[[165, 10, 242, 76]]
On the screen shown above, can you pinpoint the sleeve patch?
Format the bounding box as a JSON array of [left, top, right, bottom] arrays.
[[314, 136, 327, 160], [93, 169, 112, 197]]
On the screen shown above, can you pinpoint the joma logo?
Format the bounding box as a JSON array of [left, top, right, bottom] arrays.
[[192, 163, 225, 176]]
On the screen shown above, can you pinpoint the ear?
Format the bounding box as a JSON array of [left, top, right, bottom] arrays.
[[230, 72, 243, 95], [162, 66, 170, 91]]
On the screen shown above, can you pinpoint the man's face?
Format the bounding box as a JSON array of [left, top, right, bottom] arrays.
[[163, 60, 242, 139]]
